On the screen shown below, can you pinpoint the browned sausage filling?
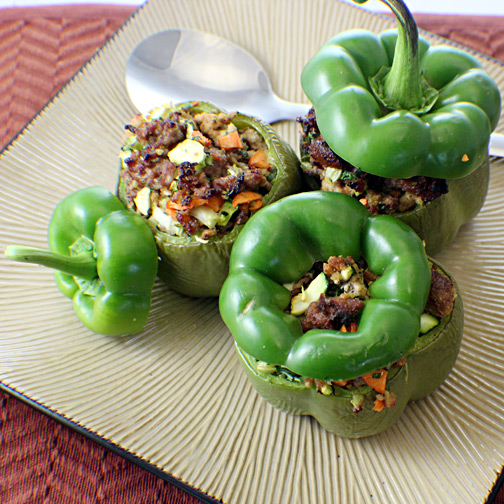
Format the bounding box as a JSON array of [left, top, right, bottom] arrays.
[[119, 107, 276, 240], [298, 109, 448, 215]]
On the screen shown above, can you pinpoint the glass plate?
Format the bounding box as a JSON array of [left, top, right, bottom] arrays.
[[1, 1, 503, 503]]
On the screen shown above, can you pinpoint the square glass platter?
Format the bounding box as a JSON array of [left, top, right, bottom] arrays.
[[1, 0, 503, 502]]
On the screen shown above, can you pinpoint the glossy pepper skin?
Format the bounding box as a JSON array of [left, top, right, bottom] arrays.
[[301, 0, 501, 180], [219, 191, 431, 381], [5, 186, 158, 336], [219, 192, 463, 437], [117, 101, 301, 298]]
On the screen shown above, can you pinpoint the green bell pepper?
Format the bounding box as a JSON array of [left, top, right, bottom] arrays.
[[117, 101, 301, 298], [299, 118, 489, 256], [219, 191, 463, 437], [5, 186, 158, 336], [300, 0, 501, 180]]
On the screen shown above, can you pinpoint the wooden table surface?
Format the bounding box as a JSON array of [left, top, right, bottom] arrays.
[[0, 5, 503, 503]]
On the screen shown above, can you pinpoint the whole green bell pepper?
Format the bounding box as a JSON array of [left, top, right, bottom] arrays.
[[5, 186, 158, 336], [301, 0, 501, 180], [117, 101, 301, 298], [219, 191, 463, 437]]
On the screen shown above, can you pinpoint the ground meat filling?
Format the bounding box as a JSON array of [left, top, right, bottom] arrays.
[[302, 295, 364, 332], [286, 256, 374, 333], [119, 107, 276, 239], [253, 257, 457, 407], [298, 108, 448, 215], [287, 256, 456, 334]]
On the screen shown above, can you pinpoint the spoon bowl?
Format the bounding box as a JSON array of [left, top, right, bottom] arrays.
[[126, 28, 309, 123]]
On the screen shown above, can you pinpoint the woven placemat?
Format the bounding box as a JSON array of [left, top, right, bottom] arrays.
[[0, 5, 503, 504]]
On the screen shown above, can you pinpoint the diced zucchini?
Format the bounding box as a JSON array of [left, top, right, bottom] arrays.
[[341, 265, 354, 281], [324, 167, 342, 183], [420, 313, 439, 334], [256, 361, 277, 374], [217, 201, 237, 226], [149, 206, 184, 236], [168, 139, 205, 165], [290, 272, 328, 316]]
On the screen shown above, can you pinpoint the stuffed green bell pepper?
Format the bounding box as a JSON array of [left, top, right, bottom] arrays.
[[5, 186, 158, 336], [219, 191, 463, 438], [299, 0, 500, 255], [117, 101, 301, 298]]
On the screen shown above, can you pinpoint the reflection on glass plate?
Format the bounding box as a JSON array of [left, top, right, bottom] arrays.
[[1, 0, 503, 503]]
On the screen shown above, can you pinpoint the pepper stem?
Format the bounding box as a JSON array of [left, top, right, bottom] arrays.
[[367, 0, 438, 113], [5, 245, 97, 280]]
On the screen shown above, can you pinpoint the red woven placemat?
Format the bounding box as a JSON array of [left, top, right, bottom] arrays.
[[0, 6, 503, 504]]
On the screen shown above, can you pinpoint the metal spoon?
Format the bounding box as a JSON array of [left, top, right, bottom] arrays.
[[125, 28, 504, 157], [126, 29, 309, 123]]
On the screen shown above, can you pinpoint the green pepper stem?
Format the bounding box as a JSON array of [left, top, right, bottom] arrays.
[[367, 0, 438, 113], [382, 0, 422, 108], [5, 245, 97, 280]]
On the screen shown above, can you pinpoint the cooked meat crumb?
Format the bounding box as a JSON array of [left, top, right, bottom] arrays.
[[302, 294, 364, 332], [425, 264, 457, 318]]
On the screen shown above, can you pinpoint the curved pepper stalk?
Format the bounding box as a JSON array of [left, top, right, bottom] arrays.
[[5, 186, 158, 336], [301, 0, 501, 179], [367, 0, 438, 113]]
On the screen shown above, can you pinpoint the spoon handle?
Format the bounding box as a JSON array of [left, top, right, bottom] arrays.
[[261, 95, 311, 124], [490, 132, 504, 157]]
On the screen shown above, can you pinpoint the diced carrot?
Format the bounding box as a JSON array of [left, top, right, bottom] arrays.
[[218, 130, 243, 150], [372, 398, 386, 412], [191, 130, 211, 147], [248, 148, 270, 169], [205, 194, 225, 213], [232, 191, 262, 209], [249, 198, 263, 211], [166, 200, 183, 213], [361, 369, 388, 394], [332, 380, 348, 387], [359, 198, 368, 206], [341, 323, 358, 333], [188, 197, 207, 209], [166, 205, 190, 222], [167, 197, 207, 212]]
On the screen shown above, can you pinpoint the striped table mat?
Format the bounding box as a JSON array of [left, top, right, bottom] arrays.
[[1, 5, 503, 504]]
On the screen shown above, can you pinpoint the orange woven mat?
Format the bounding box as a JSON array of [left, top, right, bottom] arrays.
[[0, 5, 503, 504]]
